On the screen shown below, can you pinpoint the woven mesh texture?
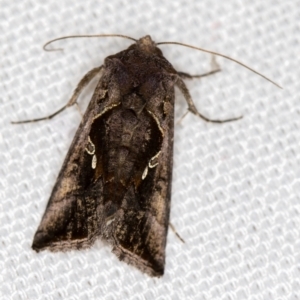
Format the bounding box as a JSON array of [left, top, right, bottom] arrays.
[[1, 0, 299, 299]]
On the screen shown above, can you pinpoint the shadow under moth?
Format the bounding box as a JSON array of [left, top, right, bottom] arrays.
[[14, 34, 280, 277]]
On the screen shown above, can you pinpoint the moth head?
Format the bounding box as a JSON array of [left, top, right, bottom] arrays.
[[136, 35, 161, 54]]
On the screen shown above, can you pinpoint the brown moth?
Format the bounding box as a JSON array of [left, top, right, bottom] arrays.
[[14, 35, 280, 277]]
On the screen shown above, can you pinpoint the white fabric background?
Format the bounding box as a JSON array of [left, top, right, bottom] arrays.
[[1, 0, 299, 299]]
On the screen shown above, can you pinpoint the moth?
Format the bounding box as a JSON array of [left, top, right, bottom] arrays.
[[14, 34, 280, 277]]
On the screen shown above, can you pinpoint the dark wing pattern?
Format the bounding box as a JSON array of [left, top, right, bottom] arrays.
[[32, 84, 108, 252]]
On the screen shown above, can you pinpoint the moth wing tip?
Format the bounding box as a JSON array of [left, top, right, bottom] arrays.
[[112, 245, 165, 277], [31, 231, 49, 252]]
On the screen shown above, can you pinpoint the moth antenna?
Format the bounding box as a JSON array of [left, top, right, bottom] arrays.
[[157, 41, 282, 89], [43, 34, 137, 52]]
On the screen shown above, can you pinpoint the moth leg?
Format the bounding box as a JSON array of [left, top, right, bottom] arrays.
[[74, 102, 83, 119], [178, 55, 221, 79], [169, 223, 185, 243], [176, 77, 242, 123], [12, 66, 103, 124]]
